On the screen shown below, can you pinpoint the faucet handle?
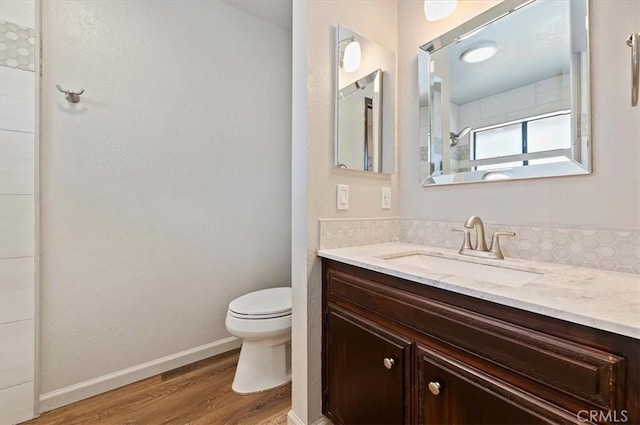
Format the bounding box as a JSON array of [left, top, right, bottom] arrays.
[[489, 231, 516, 260], [452, 227, 473, 251]]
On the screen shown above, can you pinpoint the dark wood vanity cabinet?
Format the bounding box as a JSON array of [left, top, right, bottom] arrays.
[[325, 308, 411, 424], [416, 344, 579, 424], [322, 259, 639, 425]]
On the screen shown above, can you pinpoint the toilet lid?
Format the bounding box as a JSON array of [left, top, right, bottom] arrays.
[[229, 287, 291, 317]]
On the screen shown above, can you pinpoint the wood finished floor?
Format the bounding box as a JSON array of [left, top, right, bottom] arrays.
[[23, 349, 290, 425]]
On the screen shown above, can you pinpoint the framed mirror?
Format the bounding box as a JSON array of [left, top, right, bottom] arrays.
[[419, 0, 590, 186], [336, 25, 395, 174]]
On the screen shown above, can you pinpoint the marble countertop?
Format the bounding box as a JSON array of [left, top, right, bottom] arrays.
[[317, 242, 640, 339]]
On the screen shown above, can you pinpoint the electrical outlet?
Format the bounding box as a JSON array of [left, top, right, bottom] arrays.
[[381, 187, 391, 209], [337, 184, 349, 210]]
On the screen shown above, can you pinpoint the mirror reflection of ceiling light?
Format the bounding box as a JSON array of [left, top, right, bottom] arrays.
[[340, 38, 361, 73], [424, 0, 457, 21], [460, 42, 498, 63]]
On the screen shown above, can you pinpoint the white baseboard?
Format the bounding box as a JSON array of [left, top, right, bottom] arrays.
[[39, 336, 241, 413], [287, 410, 332, 425]]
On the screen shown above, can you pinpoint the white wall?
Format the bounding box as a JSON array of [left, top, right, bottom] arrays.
[[0, 1, 37, 423], [39, 0, 291, 402], [291, 1, 397, 423], [399, 0, 640, 230]]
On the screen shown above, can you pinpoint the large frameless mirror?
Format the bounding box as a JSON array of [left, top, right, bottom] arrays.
[[336, 25, 395, 174], [419, 0, 590, 186]]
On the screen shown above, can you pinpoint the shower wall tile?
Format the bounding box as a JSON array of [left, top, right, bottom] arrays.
[[0, 195, 34, 259], [0, 319, 34, 389], [0, 21, 36, 72], [0, 95, 35, 133], [0, 66, 34, 100], [0, 1, 35, 28], [481, 85, 535, 119], [535, 74, 566, 105], [0, 258, 34, 323], [0, 381, 34, 425], [0, 130, 35, 194], [458, 75, 570, 131], [458, 101, 480, 128], [0, 6, 35, 425]]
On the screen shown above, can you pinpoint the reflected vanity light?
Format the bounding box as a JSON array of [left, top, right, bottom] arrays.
[[482, 170, 513, 180], [460, 42, 498, 63], [340, 38, 361, 73], [424, 0, 457, 21]]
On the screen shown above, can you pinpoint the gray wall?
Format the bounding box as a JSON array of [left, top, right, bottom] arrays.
[[398, 0, 640, 230], [40, 0, 291, 395]]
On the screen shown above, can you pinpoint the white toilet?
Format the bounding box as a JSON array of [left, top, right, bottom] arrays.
[[225, 287, 292, 394]]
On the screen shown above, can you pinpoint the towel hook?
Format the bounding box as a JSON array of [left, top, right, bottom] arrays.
[[627, 33, 639, 107], [56, 84, 85, 103]]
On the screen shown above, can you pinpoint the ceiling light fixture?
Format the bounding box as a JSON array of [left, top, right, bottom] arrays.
[[339, 37, 361, 73], [424, 0, 457, 22], [460, 42, 498, 63]]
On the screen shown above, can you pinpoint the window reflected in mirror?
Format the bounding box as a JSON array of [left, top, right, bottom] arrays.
[[419, 0, 590, 186]]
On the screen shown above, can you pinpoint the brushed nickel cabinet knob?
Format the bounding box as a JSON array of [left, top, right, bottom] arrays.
[[428, 381, 442, 396], [383, 357, 395, 370]]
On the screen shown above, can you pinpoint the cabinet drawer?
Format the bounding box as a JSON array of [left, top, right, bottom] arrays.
[[327, 268, 626, 411], [417, 344, 588, 424]]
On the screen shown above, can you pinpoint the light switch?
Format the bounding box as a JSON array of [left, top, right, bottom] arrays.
[[337, 184, 349, 210], [381, 187, 391, 209]]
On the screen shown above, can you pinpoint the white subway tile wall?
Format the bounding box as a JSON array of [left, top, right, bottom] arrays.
[[0, 1, 35, 28], [318, 218, 640, 274], [0, 195, 35, 259], [0, 66, 35, 99], [0, 3, 36, 424], [0, 319, 35, 389], [0, 382, 34, 425], [0, 95, 35, 132], [0, 130, 35, 194], [0, 258, 34, 323]]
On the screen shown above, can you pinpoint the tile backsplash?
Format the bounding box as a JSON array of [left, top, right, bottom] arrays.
[[319, 217, 640, 274], [399, 219, 639, 274], [318, 218, 398, 250]]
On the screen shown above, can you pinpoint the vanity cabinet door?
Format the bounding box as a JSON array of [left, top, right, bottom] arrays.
[[324, 307, 411, 425], [417, 344, 584, 425]]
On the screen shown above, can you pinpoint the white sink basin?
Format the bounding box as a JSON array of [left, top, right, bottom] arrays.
[[385, 254, 542, 287]]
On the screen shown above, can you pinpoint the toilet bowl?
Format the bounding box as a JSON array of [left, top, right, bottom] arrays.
[[225, 287, 292, 394]]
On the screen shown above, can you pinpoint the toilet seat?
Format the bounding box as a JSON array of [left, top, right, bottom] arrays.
[[228, 287, 291, 319], [228, 310, 291, 320]]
